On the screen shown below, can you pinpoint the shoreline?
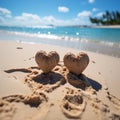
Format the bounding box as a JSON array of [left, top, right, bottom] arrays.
[[0, 27, 120, 58], [0, 40, 120, 120], [0, 31, 120, 58], [91, 25, 120, 28]]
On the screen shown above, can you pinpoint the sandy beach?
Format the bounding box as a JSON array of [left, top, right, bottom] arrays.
[[92, 25, 120, 28], [0, 40, 120, 120]]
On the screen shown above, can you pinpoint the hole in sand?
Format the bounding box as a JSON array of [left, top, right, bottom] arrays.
[[61, 93, 86, 118], [64, 94, 83, 105], [2, 93, 48, 108]]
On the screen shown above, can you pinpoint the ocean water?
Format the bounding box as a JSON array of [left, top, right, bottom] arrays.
[[0, 25, 120, 57]]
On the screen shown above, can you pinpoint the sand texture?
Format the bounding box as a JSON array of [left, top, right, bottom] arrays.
[[35, 50, 59, 73], [63, 52, 89, 75], [0, 41, 120, 120]]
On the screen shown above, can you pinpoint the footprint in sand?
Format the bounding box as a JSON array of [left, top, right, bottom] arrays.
[[4, 65, 66, 93], [60, 89, 86, 119], [0, 92, 48, 120], [0, 98, 16, 120], [1, 92, 48, 107], [24, 65, 66, 93]]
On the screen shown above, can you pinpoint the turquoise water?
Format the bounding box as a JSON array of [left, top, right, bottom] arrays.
[[0, 25, 120, 42], [0, 25, 120, 57]]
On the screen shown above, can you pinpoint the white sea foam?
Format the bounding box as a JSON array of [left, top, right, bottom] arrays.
[[100, 41, 114, 47], [21, 41, 36, 44], [80, 38, 89, 43], [6, 31, 61, 40], [0, 30, 120, 50]]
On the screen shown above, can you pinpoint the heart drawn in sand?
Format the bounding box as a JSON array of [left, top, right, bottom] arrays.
[[63, 52, 89, 75], [35, 50, 59, 73]]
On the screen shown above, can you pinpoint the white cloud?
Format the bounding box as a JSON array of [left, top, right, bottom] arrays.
[[43, 16, 55, 23], [78, 11, 92, 17], [14, 13, 66, 26], [58, 6, 69, 13], [15, 13, 40, 21], [0, 7, 11, 15], [14, 13, 43, 26], [42, 16, 71, 26], [88, 0, 95, 3], [0, 7, 12, 18], [76, 11, 92, 25], [0, 16, 4, 22], [0, 7, 92, 26], [96, 12, 104, 17], [14, 13, 91, 26], [92, 8, 98, 12]]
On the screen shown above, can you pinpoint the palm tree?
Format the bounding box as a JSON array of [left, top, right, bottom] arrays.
[[89, 17, 100, 25], [89, 11, 120, 25]]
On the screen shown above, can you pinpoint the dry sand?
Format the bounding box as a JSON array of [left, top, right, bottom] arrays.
[[0, 40, 120, 120]]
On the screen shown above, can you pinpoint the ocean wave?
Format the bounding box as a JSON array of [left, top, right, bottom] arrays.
[[0, 30, 120, 49], [5, 30, 61, 40]]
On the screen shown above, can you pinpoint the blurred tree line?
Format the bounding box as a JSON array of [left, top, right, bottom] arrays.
[[89, 11, 120, 25]]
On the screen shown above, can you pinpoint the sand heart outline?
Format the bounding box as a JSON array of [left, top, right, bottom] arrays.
[[63, 52, 89, 75], [35, 50, 60, 73]]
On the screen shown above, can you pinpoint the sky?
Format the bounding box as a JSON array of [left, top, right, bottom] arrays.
[[0, 0, 120, 26]]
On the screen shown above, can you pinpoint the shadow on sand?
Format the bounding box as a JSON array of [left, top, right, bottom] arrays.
[[87, 77, 102, 91], [67, 72, 102, 91], [32, 72, 66, 85]]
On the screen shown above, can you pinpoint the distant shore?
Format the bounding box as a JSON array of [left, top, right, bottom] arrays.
[[65, 25, 120, 28], [91, 25, 120, 28]]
